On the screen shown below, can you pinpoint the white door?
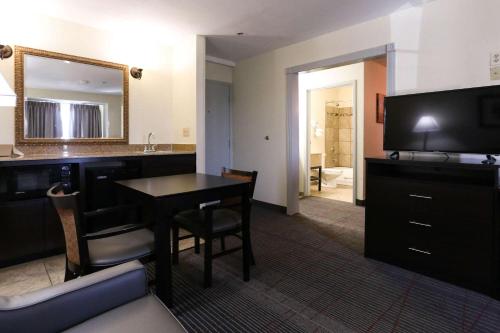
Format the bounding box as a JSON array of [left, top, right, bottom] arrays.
[[205, 80, 231, 175]]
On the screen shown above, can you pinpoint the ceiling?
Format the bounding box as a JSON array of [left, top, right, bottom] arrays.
[[12, 0, 427, 61], [25, 55, 123, 95]]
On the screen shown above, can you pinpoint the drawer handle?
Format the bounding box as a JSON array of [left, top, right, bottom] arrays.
[[409, 220, 432, 228], [15, 191, 26, 195], [408, 247, 431, 255], [409, 194, 432, 200], [96, 176, 108, 180]]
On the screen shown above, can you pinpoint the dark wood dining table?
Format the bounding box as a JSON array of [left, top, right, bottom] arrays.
[[115, 173, 252, 307]]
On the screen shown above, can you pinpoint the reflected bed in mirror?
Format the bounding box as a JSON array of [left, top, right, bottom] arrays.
[[15, 46, 129, 144]]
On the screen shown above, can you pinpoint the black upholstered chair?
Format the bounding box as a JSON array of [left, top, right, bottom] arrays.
[[47, 183, 154, 281], [173, 168, 258, 287], [0, 261, 186, 333]]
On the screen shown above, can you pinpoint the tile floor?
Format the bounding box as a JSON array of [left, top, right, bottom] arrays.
[[310, 184, 353, 203], [0, 255, 65, 297], [0, 231, 199, 297]]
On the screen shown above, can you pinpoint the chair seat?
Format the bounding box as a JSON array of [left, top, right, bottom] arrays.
[[64, 295, 186, 333], [174, 208, 241, 235], [88, 229, 154, 267]]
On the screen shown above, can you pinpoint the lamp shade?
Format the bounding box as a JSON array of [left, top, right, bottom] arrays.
[[413, 115, 440, 133], [0, 73, 16, 107]]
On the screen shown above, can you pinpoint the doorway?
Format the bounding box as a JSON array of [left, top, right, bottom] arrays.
[[205, 80, 231, 175], [307, 83, 356, 204], [286, 44, 395, 215]]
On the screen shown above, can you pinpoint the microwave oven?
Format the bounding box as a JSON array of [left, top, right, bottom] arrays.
[[0, 164, 74, 200]]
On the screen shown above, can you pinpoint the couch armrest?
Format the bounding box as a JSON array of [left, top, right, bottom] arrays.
[[0, 261, 148, 333]]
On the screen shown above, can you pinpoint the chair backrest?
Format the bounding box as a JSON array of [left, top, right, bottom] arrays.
[[47, 184, 87, 272], [221, 167, 258, 201]]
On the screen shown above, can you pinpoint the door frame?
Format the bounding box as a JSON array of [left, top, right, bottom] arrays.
[[205, 79, 233, 172], [286, 44, 395, 215], [304, 81, 357, 205]]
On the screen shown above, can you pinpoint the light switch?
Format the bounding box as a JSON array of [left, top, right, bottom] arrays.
[[182, 128, 190, 137], [491, 67, 500, 81], [491, 52, 500, 67]]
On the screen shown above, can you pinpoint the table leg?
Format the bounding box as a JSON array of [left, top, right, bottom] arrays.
[[318, 166, 322, 192], [154, 203, 173, 307], [241, 188, 251, 282]]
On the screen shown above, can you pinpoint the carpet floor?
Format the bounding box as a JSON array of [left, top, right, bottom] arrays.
[[166, 202, 500, 333]]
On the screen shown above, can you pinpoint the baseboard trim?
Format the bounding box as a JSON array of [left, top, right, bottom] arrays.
[[355, 199, 365, 207], [253, 200, 287, 213]]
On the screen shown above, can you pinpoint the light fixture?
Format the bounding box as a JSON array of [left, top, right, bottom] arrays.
[[0, 45, 12, 60], [312, 121, 323, 137], [130, 67, 143, 80], [0, 44, 16, 107]]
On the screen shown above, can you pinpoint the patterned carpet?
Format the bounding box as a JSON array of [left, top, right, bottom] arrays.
[[163, 201, 500, 332]]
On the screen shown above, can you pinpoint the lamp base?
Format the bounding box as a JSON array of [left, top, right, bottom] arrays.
[[481, 154, 497, 165], [389, 151, 400, 160]]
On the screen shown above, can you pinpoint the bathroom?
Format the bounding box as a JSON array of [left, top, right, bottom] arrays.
[[309, 85, 354, 203]]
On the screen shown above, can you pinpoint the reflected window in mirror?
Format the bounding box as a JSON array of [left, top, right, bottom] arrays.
[[24, 55, 123, 140], [25, 99, 111, 139], [15, 46, 128, 144]]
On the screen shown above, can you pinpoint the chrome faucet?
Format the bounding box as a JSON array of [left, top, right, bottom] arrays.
[[144, 132, 156, 153]]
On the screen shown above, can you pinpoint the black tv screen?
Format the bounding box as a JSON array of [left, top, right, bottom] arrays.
[[384, 85, 500, 154]]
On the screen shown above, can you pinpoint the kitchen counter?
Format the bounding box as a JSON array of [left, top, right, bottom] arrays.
[[0, 150, 195, 166], [0, 150, 196, 268]]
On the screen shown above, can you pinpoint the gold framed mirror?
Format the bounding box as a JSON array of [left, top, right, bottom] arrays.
[[15, 46, 129, 145]]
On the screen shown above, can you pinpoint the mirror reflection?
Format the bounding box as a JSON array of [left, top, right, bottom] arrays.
[[24, 55, 124, 139]]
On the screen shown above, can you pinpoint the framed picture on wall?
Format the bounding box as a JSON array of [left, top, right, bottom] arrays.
[[376, 93, 385, 124]]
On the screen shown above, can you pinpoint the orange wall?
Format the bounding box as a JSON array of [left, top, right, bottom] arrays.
[[364, 57, 387, 157]]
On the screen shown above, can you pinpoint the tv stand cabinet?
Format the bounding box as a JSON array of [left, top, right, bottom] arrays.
[[365, 157, 500, 298]]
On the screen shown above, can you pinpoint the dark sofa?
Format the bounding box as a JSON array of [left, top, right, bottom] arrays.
[[0, 261, 186, 333]]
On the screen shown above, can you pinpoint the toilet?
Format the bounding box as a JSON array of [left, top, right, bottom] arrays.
[[321, 168, 344, 188], [322, 167, 353, 188]]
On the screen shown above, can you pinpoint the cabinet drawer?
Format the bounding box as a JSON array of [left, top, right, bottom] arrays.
[[433, 184, 494, 220], [365, 176, 408, 261], [404, 221, 433, 250]]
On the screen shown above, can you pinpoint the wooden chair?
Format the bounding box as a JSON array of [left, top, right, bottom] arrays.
[[172, 168, 258, 287], [47, 183, 155, 281]]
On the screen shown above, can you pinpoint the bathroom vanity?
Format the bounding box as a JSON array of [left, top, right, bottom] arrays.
[[0, 151, 196, 268]]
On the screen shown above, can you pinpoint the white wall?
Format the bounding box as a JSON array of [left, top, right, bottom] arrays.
[[298, 63, 363, 197], [196, 37, 206, 172], [233, 0, 500, 207], [206, 62, 233, 83], [171, 35, 200, 146], [0, 9, 202, 147]]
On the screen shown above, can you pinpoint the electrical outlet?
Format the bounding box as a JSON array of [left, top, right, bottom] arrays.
[[491, 67, 500, 80], [182, 128, 190, 137], [491, 52, 500, 67]]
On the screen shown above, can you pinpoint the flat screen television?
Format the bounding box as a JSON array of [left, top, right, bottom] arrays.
[[383, 85, 500, 154]]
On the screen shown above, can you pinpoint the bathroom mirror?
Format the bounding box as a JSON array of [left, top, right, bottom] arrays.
[[15, 46, 129, 144]]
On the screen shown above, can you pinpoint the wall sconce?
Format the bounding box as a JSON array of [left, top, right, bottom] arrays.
[[130, 67, 143, 80], [0, 45, 13, 60], [0, 44, 16, 106]]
